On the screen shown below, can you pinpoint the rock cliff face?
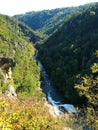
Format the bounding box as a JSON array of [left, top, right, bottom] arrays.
[[0, 57, 17, 97]]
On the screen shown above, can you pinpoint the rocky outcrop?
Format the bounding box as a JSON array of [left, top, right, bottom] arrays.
[[0, 57, 17, 98], [0, 57, 15, 70]]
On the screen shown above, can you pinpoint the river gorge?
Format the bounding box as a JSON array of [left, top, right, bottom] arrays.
[[34, 51, 77, 117]]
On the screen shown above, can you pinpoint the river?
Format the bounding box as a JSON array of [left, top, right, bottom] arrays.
[[34, 52, 77, 116]]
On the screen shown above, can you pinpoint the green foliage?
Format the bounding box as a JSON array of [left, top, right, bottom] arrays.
[[38, 3, 98, 129], [90, 50, 98, 73], [75, 74, 98, 129], [90, 11, 96, 16], [0, 96, 66, 130], [38, 2, 98, 102], [91, 63, 98, 73], [0, 14, 42, 99]]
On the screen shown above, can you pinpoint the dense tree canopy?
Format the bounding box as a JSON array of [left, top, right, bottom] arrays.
[[38, 3, 98, 128]]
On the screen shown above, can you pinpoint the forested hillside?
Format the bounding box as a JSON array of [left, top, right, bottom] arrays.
[[38, 3, 98, 128], [1, 2, 98, 129], [14, 4, 91, 35], [0, 14, 67, 130], [0, 14, 41, 95]]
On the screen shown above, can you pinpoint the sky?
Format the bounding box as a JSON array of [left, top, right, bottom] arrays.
[[0, 0, 98, 16]]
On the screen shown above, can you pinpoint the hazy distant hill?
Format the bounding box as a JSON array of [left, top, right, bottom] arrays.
[[14, 4, 91, 35]]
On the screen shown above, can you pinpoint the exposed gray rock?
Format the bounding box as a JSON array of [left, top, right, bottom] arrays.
[[63, 127, 73, 130], [0, 57, 17, 97], [9, 85, 17, 97]]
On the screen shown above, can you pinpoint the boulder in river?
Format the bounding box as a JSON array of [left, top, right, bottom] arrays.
[[59, 104, 77, 115]]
